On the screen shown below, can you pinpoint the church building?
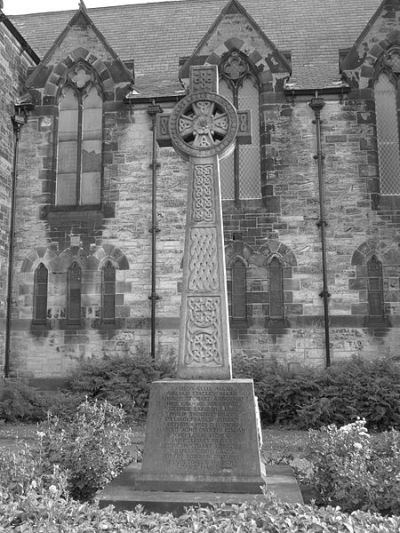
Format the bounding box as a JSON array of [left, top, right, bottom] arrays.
[[1, 0, 399, 383]]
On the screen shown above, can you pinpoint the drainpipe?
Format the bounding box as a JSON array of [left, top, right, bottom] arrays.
[[309, 95, 331, 367], [147, 102, 163, 360], [4, 109, 28, 377]]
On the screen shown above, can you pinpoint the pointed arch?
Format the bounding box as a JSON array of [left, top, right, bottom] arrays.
[[375, 71, 400, 195], [67, 261, 82, 323], [102, 260, 116, 323], [269, 256, 284, 319], [33, 263, 48, 323], [367, 255, 385, 319], [56, 61, 103, 207], [231, 256, 247, 320]]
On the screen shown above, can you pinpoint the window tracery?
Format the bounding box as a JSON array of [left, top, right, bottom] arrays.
[[56, 62, 103, 206], [219, 51, 261, 202]]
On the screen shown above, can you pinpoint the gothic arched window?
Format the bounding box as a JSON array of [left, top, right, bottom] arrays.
[[269, 257, 284, 319], [231, 258, 247, 320], [102, 261, 116, 323], [56, 63, 103, 206], [367, 255, 385, 319], [67, 262, 82, 323], [33, 263, 48, 322], [219, 51, 261, 202], [375, 72, 400, 195]]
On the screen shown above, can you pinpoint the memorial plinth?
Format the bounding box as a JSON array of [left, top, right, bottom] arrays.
[[136, 379, 265, 493]]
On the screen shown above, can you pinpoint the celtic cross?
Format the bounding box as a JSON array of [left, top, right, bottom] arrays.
[[157, 65, 249, 379]]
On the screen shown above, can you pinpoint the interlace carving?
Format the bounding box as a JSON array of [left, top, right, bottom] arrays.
[[185, 297, 222, 366], [193, 164, 214, 223], [188, 228, 218, 292], [191, 68, 216, 92]]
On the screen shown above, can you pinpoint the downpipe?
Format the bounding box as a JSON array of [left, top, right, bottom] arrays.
[[309, 95, 331, 367], [147, 102, 163, 360], [4, 113, 24, 377]]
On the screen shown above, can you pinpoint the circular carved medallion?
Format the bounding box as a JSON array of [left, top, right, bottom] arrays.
[[169, 92, 238, 159]]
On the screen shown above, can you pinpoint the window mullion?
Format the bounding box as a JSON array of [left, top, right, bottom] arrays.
[[77, 93, 84, 205]]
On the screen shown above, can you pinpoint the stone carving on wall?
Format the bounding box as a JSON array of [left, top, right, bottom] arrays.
[[383, 46, 400, 74], [188, 228, 218, 292], [221, 50, 249, 82], [169, 92, 238, 159], [185, 297, 222, 366], [193, 164, 215, 223]]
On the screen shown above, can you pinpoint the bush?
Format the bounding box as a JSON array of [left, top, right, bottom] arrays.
[[37, 399, 136, 501], [0, 378, 48, 422], [233, 355, 400, 430], [66, 353, 176, 420], [1, 484, 400, 532], [0, 378, 85, 423], [306, 419, 400, 515]]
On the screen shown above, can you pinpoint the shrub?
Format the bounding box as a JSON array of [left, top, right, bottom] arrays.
[[0, 378, 85, 423], [233, 354, 400, 430], [0, 378, 47, 422], [37, 399, 136, 501], [66, 353, 176, 420], [306, 419, 400, 515]]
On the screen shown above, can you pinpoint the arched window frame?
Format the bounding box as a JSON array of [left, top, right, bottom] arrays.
[[33, 263, 48, 323], [67, 262, 82, 324], [56, 61, 103, 207], [374, 68, 400, 195], [219, 50, 261, 203], [367, 255, 385, 320], [230, 256, 247, 322], [268, 256, 285, 320], [101, 260, 116, 324]]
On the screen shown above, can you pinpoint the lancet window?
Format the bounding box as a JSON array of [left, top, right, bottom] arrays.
[[33, 263, 48, 322], [375, 48, 400, 195], [102, 261, 116, 322], [231, 258, 247, 320], [67, 262, 82, 323], [367, 255, 385, 319], [269, 257, 284, 319], [56, 63, 103, 206], [219, 51, 261, 202]]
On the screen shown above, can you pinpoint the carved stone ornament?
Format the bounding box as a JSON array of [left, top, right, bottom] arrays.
[[383, 46, 400, 74], [67, 63, 95, 90], [169, 92, 238, 159], [221, 51, 249, 82]]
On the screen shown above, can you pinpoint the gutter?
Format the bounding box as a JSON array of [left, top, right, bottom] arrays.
[[0, 12, 40, 64]]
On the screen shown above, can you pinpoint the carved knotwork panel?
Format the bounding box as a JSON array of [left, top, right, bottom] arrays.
[[188, 228, 218, 292], [190, 65, 218, 93], [185, 297, 222, 366], [192, 164, 215, 223]]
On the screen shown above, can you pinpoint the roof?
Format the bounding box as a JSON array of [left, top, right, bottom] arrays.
[[10, 0, 382, 91]]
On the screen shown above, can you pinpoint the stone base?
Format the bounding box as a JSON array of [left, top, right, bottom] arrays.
[[134, 379, 265, 494], [98, 464, 303, 515]]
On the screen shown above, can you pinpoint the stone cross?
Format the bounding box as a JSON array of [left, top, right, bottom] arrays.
[[157, 65, 250, 379]]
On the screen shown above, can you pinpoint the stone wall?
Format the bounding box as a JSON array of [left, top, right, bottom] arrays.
[[0, 19, 36, 373], [10, 88, 400, 379]]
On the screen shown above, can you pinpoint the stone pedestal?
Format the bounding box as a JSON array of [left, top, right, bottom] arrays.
[[135, 379, 265, 493]]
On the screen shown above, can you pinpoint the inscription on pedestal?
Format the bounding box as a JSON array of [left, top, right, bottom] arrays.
[[137, 380, 265, 493], [164, 386, 243, 473]]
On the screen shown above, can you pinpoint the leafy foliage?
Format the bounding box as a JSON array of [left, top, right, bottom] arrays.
[[306, 419, 400, 515], [233, 355, 400, 430], [37, 399, 136, 501], [0, 378, 85, 423], [66, 353, 176, 420]]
